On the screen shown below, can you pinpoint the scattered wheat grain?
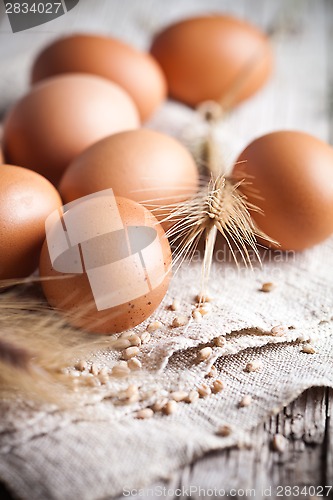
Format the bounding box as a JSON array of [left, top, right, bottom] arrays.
[[216, 425, 232, 437], [147, 321, 163, 333], [76, 360, 87, 371], [260, 282, 275, 293], [245, 360, 262, 372], [129, 334, 141, 347], [270, 325, 287, 337], [198, 383, 211, 398], [113, 338, 132, 350], [192, 310, 202, 322], [170, 391, 188, 402], [170, 299, 180, 311], [185, 390, 199, 404], [152, 397, 168, 412], [122, 346, 140, 360], [136, 408, 154, 419], [239, 395, 252, 407], [198, 346, 212, 361], [163, 400, 177, 415], [212, 379, 224, 393], [213, 336, 226, 347], [90, 363, 99, 376], [172, 315, 189, 328], [111, 364, 130, 378], [302, 344, 316, 354], [206, 365, 218, 378], [127, 357, 142, 371]]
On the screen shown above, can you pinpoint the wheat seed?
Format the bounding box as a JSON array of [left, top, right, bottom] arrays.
[[170, 299, 180, 311], [213, 336, 226, 347], [270, 325, 287, 337], [185, 390, 200, 404], [99, 375, 109, 385], [113, 338, 132, 350], [216, 425, 232, 437], [197, 304, 211, 316], [76, 359, 87, 371], [120, 331, 136, 340], [245, 360, 262, 372], [239, 395, 252, 407], [172, 315, 189, 328], [195, 293, 213, 303], [111, 364, 131, 378], [90, 363, 99, 376], [152, 397, 168, 412], [260, 282, 275, 293], [272, 433, 288, 452], [163, 400, 178, 415], [147, 321, 163, 333], [99, 366, 109, 376], [198, 346, 212, 361], [206, 365, 218, 378], [140, 331, 151, 344], [212, 379, 224, 393], [127, 357, 142, 371], [122, 346, 140, 360], [198, 383, 212, 398], [126, 384, 139, 397], [136, 408, 154, 419], [129, 334, 141, 347], [170, 390, 188, 402], [186, 390, 199, 403], [192, 310, 203, 322], [301, 344, 316, 354]]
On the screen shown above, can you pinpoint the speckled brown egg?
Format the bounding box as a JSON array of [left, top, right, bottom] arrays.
[[233, 131, 333, 250], [39, 195, 171, 334], [31, 33, 167, 121], [150, 15, 273, 108], [3, 74, 139, 185], [0, 164, 62, 280], [59, 129, 199, 224]]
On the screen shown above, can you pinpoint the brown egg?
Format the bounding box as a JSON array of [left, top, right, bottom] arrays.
[[3, 74, 139, 185], [31, 34, 167, 121], [233, 131, 333, 250], [39, 194, 171, 334], [59, 129, 199, 223], [150, 15, 273, 108], [0, 164, 62, 280]]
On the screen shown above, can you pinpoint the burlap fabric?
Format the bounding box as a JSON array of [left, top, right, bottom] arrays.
[[0, 0, 333, 499]]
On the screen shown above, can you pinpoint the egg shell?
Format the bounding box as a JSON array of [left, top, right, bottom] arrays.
[[59, 129, 199, 223], [0, 164, 62, 280], [31, 34, 167, 122], [150, 15, 273, 108], [39, 196, 171, 334], [233, 130, 333, 250], [3, 74, 140, 185]]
